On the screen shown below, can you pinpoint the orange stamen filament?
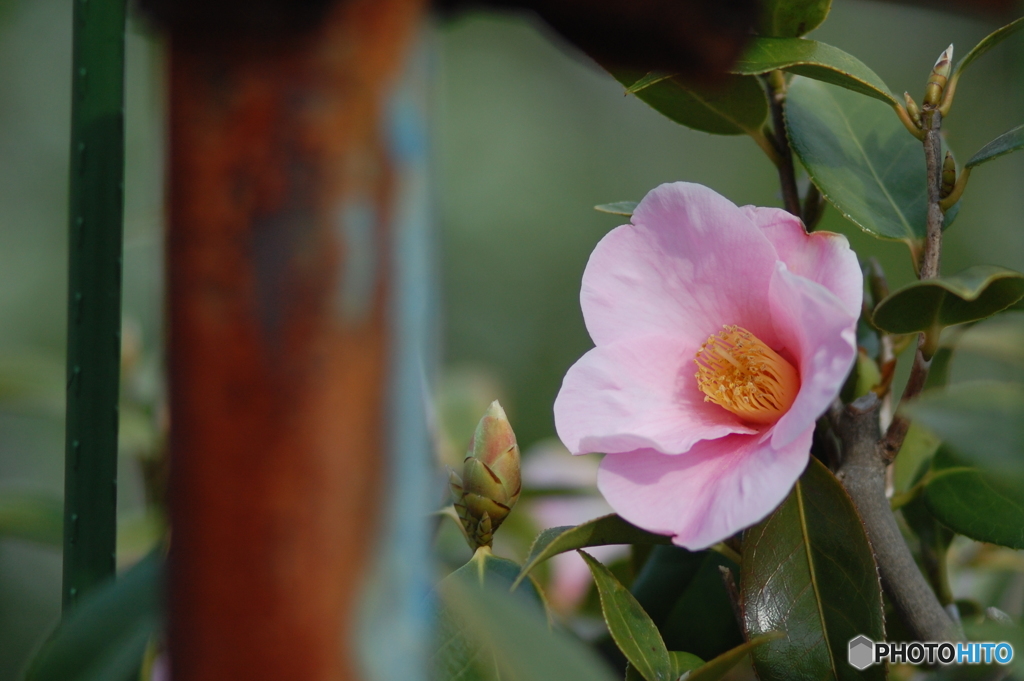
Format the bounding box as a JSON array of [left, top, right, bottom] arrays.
[[694, 325, 800, 425]]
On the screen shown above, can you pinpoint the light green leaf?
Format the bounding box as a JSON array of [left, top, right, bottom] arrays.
[[440, 573, 618, 681], [892, 422, 941, 495], [953, 16, 1024, 78], [786, 77, 955, 245], [955, 312, 1024, 367], [625, 652, 703, 681], [924, 447, 1024, 550], [613, 70, 768, 136], [581, 550, 673, 681], [23, 551, 163, 681], [0, 490, 62, 547], [903, 381, 1024, 482], [687, 635, 782, 681], [741, 457, 884, 681], [732, 37, 895, 106], [966, 123, 1024, 169], [756, 0, 831, 38], [595, 201, 639, 217], [514, 514, 671, 589], [872, 265, 1024, 334]]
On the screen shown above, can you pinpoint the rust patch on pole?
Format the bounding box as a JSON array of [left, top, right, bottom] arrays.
[[165, 1, 425, 678]]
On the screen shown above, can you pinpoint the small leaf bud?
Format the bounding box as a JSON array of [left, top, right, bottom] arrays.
[[449, 401, 521, 550], [940, 152, 956, 199], [923, 44, 953, 108], [903, 92, 922, 128]]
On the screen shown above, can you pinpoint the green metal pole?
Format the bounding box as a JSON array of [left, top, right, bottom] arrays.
[[62, 0, 127, 610]]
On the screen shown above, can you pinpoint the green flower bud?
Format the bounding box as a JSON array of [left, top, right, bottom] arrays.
[[448, 401, 521, 550], [923, 44, 953, 108]]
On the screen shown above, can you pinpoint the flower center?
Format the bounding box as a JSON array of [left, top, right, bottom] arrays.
[[694, 325, 800, 425]]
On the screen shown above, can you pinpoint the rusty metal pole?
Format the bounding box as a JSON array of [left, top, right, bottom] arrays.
[[162, 0, 426, 678]]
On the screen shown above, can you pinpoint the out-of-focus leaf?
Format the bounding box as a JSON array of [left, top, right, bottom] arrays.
[[660, 551, 743, 662], [594, 201, 638, 217], [786, 77, 956, 245], [952, 16, 1024, 78], [892, 422, 941, 494], [903, 381, 1024, 481], [631, 545, 706, 629], [0, 490, 62, 547], [962, 620, 1024, 678], [624, 652, 703, 681], [872, 266, 1024, 334], [755, 0, 831, 38], [924, 446, 1024, 549], [955, 312, 1024, 367], [514, 514, 670, 589], [740, 457, 884, 681], [23, 550, 163, 681], [580, 550, 673, 681], [732, 37, 895, 105], [966, 123, 1024, 168], [613, 70, 768, 136], [687, 635, 782, 681], [440, 573, 619, 681]]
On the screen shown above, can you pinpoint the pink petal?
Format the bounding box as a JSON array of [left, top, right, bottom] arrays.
[[769, 263, 858, 449], [582, 183, 781, 349], [597, 427, 814, 550], [741, 205, 863, 316], [554, 335, 758, 457]]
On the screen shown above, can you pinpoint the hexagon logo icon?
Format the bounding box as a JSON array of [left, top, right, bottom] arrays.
[[848, 635, 874, 670]]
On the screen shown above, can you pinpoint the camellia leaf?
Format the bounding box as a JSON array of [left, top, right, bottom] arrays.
[[952, 16, 1024, 79], [688, 634, 783, 681], [625, 651, 703, 681], [956, 312, 1024, 367], [731, 37, 896, 106], [872, 265, 1024, 334], [786, 77, 956, 245], [659, 551, 743, 661], [613, 70, 769, 136], [966, 123, 1024, 169], [580, 550, 674, 681], [0, 490, 63, 547], [740, 457, 884, 681], [923, 446, 1024, 550], [903, 381, 1024, 482], [23, 550, 163, 681], [440, 574, 618, 681], [595, 201, 639, 217], [513, 514, 671, 589], [755, 0, 831, 38]]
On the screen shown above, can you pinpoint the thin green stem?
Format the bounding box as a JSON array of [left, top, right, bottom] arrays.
[[63, 0, 127, 610]]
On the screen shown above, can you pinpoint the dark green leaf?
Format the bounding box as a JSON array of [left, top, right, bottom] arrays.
[[741, 457, 884, 681], [900, 458, 955, 605], [786, 77, 954, 244], [594, 201, 638, 217], [580, 550, 674, 681], [631, 545, 707, 629], [660, 552, 743, 662], [966, 123, 1024, 169], [625, 652, 703, 681], [514, 514, 671, 589], [687, 635, 782, 681], [872, 265, 1024, 334], [903, 381, 1024, 481], [953, 16, 1024, 78], [755, 0, 831, 38], [613, 70, 768, 136], [440, 574, 619, 681], [0, 490, 63, 546], [924, 446, 1024, 549], [732, 38, 895, 105], [23, 551, 163, 681]]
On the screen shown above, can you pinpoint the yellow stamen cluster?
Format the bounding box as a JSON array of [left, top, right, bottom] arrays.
[[694, 325, 800, 425]]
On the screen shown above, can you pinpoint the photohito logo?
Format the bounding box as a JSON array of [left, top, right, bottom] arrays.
[[848, 637, 1015, 669]]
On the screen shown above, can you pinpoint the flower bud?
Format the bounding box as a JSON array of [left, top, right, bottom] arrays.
[[923, 44, 953, 108], [940, 152, 956, 199], [448, 401, 521, 550]]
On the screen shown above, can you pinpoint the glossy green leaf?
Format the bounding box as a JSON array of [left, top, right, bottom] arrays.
[[924, 447, 1024, 549], [0, 490, 63, 546], [755, 0, 831, 38], [440, 573, 619, 681], [740, 457, 884, 681], [514, 514, 671, 589], [732, 37, 895, 106], [966, 123, 1024, 169], [23, 550, 163, 681], [613, 70, 768, 136], [594, 201, 638, 217], [903, 381, 1024, 481], [786, 77, 954, 244], [953, 16, 1024, 78], [580, 550, 673, 681], [625, 652, 703, 681], [872, 265, 1024, 334]]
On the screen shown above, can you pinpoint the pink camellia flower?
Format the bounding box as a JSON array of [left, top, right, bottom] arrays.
[[554, 182, 861, 550]]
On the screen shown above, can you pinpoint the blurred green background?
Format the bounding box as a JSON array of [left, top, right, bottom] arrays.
[[0, 0, 1021, 677]]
